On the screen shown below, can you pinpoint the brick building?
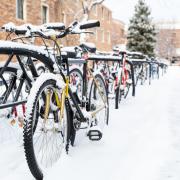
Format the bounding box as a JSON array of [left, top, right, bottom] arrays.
[[111, 19, 126, 48], [0, 0, 60, 26], [0, 0, 126, 51], [88, 4, 112, 51], [155, 21, 180, 61]]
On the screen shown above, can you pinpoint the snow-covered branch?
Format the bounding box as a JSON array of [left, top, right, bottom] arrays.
[[80, 0, 105, 43], [89, 0, 105, 11], [74, 9, 84, 20]]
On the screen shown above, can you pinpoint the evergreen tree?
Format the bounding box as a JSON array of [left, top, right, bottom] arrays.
[[127, 0, 156, 57]]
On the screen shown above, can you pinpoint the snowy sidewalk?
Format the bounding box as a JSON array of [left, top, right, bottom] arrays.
[[0, 66, 180, 180]]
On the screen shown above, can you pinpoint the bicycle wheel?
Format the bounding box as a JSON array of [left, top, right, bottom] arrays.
[[69, 67, 83, 102], [115, 71, 122, 109], [24, 73, 70, 180], [89, 73, 109, 129], [124, 70, 132, 99], [69, 67, 83, 146]]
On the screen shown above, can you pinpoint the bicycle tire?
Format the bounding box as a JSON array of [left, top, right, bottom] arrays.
[[69, 67, 83, 101], [69, 67, 83, 145], [89, 73, 109, 127], [115, 87, 121, 109], [115, 71, 122, 109], [124, 70, 132, 99], [23, 74, 70, 180]]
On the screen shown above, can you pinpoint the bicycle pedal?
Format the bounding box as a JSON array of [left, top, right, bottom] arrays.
[[87, 129, 102, 141]]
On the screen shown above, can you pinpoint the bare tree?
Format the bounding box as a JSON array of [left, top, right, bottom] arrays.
[[74, 0, 104, 42], [60, 0, 105, 44], [75, 0, 104, 21], [82, 0, 104, 19]]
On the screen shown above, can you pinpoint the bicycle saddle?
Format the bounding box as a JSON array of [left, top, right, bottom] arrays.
[[80, 42, 96, 53], [61, 46, 77, 58]]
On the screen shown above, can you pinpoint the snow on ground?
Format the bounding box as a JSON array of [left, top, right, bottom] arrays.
[[0, 66, 180, 180]]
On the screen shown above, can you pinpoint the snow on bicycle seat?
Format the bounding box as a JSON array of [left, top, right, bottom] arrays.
[[128, 51, 145, 59], [14, 25, 28, 35], [80, 42, 96, 53], [61, 46, 77, 58], [113, 45, 128, 55]]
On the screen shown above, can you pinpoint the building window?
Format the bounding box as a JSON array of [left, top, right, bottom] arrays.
[[108, 12, 111, 22], [16, 0, 26, 19], [102, 30, 104, 43], [92, 5, 97, 16], [102, 7, 104, 19], [62, 12, 66, 25], [42, 5, 49, 23], [107, 31, 111, 44], [94, 28, 98, 41]]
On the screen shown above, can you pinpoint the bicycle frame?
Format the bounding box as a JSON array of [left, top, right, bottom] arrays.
[[42, 53, 108, 124]]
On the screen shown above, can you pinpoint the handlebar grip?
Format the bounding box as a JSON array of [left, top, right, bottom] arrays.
[[79, 20, 100, 29]]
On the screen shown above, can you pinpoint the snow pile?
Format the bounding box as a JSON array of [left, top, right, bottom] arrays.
[[0, 66, 180, 180]]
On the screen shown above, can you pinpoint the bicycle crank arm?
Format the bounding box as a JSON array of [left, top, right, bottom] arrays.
[[91, 104, 106, 118]]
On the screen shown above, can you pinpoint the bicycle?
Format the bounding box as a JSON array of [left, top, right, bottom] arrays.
[[113, 50, 135, 109], [23, 20, 109, 180]]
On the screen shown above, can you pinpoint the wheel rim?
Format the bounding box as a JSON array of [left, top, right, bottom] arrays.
[[69, 69, 83, 101], [90, 76, 108, 129]]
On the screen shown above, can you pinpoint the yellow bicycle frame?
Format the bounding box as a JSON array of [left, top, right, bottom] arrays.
[[43, 76, 69, 124]]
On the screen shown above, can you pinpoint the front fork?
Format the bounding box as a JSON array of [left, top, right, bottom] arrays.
[[43, 77, 69, 124]]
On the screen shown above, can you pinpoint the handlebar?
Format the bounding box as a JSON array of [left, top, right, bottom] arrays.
[[79, 20, 100, 29], [31, 20, 100, 40], [1, 19, 100, 40]]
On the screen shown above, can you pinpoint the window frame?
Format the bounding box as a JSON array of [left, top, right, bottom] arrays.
[[92, 5, 97, 16], [62, 12, 66, 25], [16, 0, 26, 20], [101, 7, 104, 20], [41, 4, 49, 24], [102, 29, 104, 43], [107, 31, 111, 44]]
